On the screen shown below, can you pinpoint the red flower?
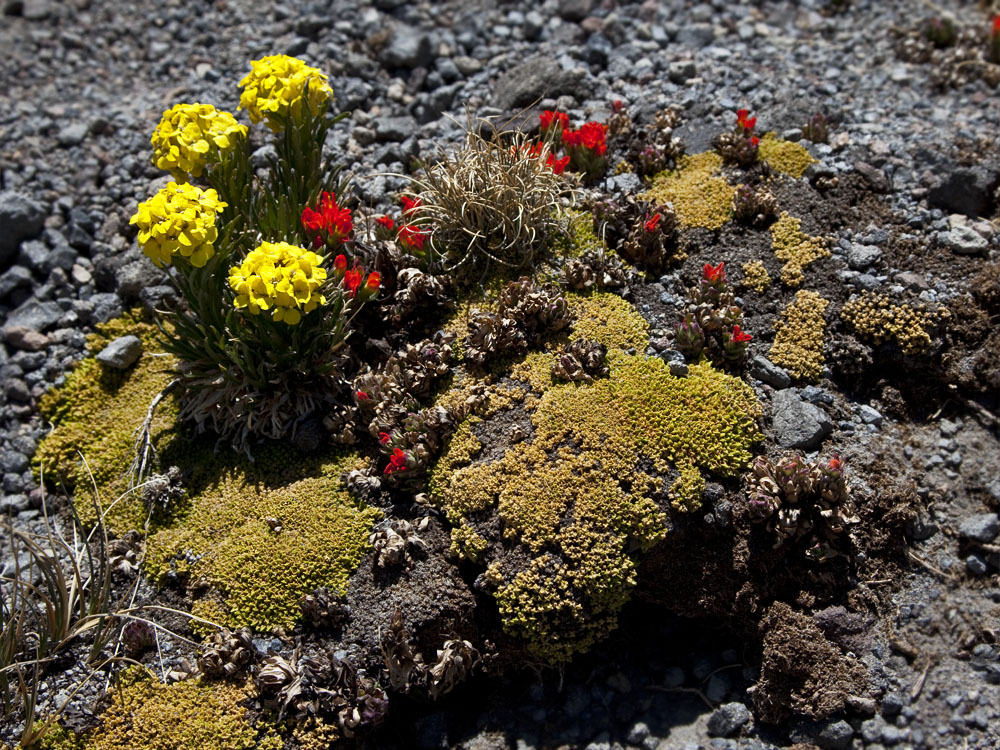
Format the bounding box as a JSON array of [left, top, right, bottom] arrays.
[[546, 153, 570, 175], [562, 128, 582, 149], [376, 215, 394, 230], [334, 254, 347, 274], [401, 195, 422, 214], [828, 455, 843, 472], [397, 224, 426, 251], [344, 267, 363, 297], [750, 136, 760, 147], [384, 448, 408, 475], [729, 325, 752, 344], [365, 271, 381, 291], [736, 109, 756, 132], [703, 261, 726, 284], [378, 432, 391, 445], [578, 122, 608, 152], [644, 213, 662, 233], [356, 390, 370, 401], [540, 110, 570, 133], [612, 99, 624, 113], [993, 13, 1000, 34], [301, 206, 325, 232]]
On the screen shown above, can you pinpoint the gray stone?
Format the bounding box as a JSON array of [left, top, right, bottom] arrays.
[[706, 702, 750, 738], [0, 191, 46, 266], [557, 0, 594, 21], [853, 273, 882, 291], [627, 722, 650, 745], [375, 116, 419, 143], [493, 57, 585, 110], [0, 264, 32, 298], [667, 60, 697, 84], [966, 554, 989, 576], [676, 23, 714, 48], [57, 122, 88, 147], [0, 493, 30, 514], [816, 719, 854, 749], [379, 23, 432, 69], [958, 513, 1000, 543], [894, 271, 928, 291], [854, 161, 891, 193], [116, 260, 168, 303], [928, 165, 1000, 218], [90, 293, 123, 324], [846, 243, 882, 270], [18, 239, 49, 271], [939, 225, 989, 255], [95, 335, 142, 370], [4, 299, 63, 333], [0, 449, 29, 474], [750, 355, 791, 389], [858, 404, 883, 426], [772, 389, 833, 450]]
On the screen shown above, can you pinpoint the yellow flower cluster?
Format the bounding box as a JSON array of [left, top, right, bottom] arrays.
[[151, 103, 248, 179], [238, 55, 333, 132], [228, 241, 327, 325], [130, 182, 227, 268]]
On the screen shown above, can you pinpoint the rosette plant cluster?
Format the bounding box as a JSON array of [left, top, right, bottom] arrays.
[[673, 262, 753, 370], [715, 108, 761, 168], [745, 454, 858, 562], [130, 55, 377, 452]]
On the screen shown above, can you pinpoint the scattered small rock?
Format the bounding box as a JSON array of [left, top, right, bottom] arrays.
[[95, 335, 142, 370]]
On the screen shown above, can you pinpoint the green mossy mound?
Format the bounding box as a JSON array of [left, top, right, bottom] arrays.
[[41, 668, 282, 750], [145, 446, 379, 631], [34, 313, 379, 632], [430, 294, 762, 661], [34, 311, 180, 532]]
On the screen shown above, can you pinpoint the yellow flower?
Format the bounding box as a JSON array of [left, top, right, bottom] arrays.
[[229, 241, 327, 325], [238, 55, 333, 132], [130, 182, 227, 268], [150, 103, 247, 179]]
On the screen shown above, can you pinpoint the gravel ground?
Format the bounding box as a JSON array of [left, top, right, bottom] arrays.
[[1, 0, 999, 748]]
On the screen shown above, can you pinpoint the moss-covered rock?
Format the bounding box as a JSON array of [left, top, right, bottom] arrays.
[[770, 290, 831, 381], [34, 311, 180, 532], [429, 295, 762, 662], [145, 446, 380, 630], [642, 152, 735, 230], [770, 212, 830, 287], [758, 133, 817, 178], [41, 669, 282, 750]]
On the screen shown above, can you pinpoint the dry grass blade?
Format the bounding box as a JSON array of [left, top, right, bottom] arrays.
[[389, 114, 578, 284]]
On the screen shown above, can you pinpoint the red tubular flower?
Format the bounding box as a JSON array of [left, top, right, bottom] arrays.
[[397, 224, 426, 251], [540, 110, 570, 134], [344, 267, 363, 297], [737, 108, 749, 122], [703, 261, 726, 284], [729, 325, 752, 344], [612, 99, 624, 113], [562, 128, 582, 149], [365, 271, 380, 291], [750, 136, 760, 147], [356, 390, 370, 401], [993, 13, 1000, 34], [401, 195, 422, 214], [384, 448, 408, 475], [378, 432, 391, 445], [547, 153, 570, 175], [644, 213, 662, 233], [301, 207, 326, 232], [334, 254, 347, 277], [376, 216, 394, 230]]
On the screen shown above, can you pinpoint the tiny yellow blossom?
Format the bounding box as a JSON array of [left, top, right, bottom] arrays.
[[238, 55, 333, 132], [229, 241, 327, 325], [151, 103, 247, 179], [130, 182, 227, 268]]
